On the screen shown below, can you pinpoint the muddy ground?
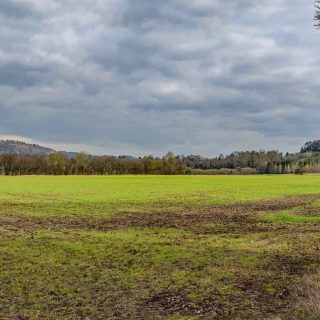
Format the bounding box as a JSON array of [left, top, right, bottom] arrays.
[[1, 194, 320, 319]]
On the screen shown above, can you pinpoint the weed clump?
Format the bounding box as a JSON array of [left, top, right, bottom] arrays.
[[287, 271, 320, 320]]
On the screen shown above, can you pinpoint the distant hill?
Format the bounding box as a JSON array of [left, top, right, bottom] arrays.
[[1, 138, 320, 159], [0, 140, 87, 157], [0, 140, 56, 155]]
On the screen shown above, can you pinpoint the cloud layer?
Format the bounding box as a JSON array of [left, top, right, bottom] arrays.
[[0, 0, 319, 155]]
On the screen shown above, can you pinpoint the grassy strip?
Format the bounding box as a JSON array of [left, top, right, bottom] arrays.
[[0, 175, 320, 217]]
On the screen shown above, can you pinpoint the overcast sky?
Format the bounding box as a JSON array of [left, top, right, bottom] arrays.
[[0, 0, 319, 156]]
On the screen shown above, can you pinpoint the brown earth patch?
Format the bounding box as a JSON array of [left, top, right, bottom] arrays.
[[137, 289, 219, 319], [268, 254, 320, 275], [137, 254, 320, 320], [137, 275, 290, 320], [293, 203, 320, 217]]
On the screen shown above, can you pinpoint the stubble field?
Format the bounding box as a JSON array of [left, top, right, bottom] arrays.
[[1, 175, 320, 319]]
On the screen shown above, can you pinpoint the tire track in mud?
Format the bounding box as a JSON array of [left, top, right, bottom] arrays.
[[1, 194, 319, 233]]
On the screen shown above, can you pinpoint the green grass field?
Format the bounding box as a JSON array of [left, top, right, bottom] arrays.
[[1, 175, 320, 319]]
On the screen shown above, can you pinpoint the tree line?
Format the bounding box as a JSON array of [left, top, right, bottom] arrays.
[[183, 147, 320, 175], [2, 143, 320, 175], [0, 152, 186, 176]]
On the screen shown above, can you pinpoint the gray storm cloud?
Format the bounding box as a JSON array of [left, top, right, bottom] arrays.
[[0, 0, 319, 156]]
